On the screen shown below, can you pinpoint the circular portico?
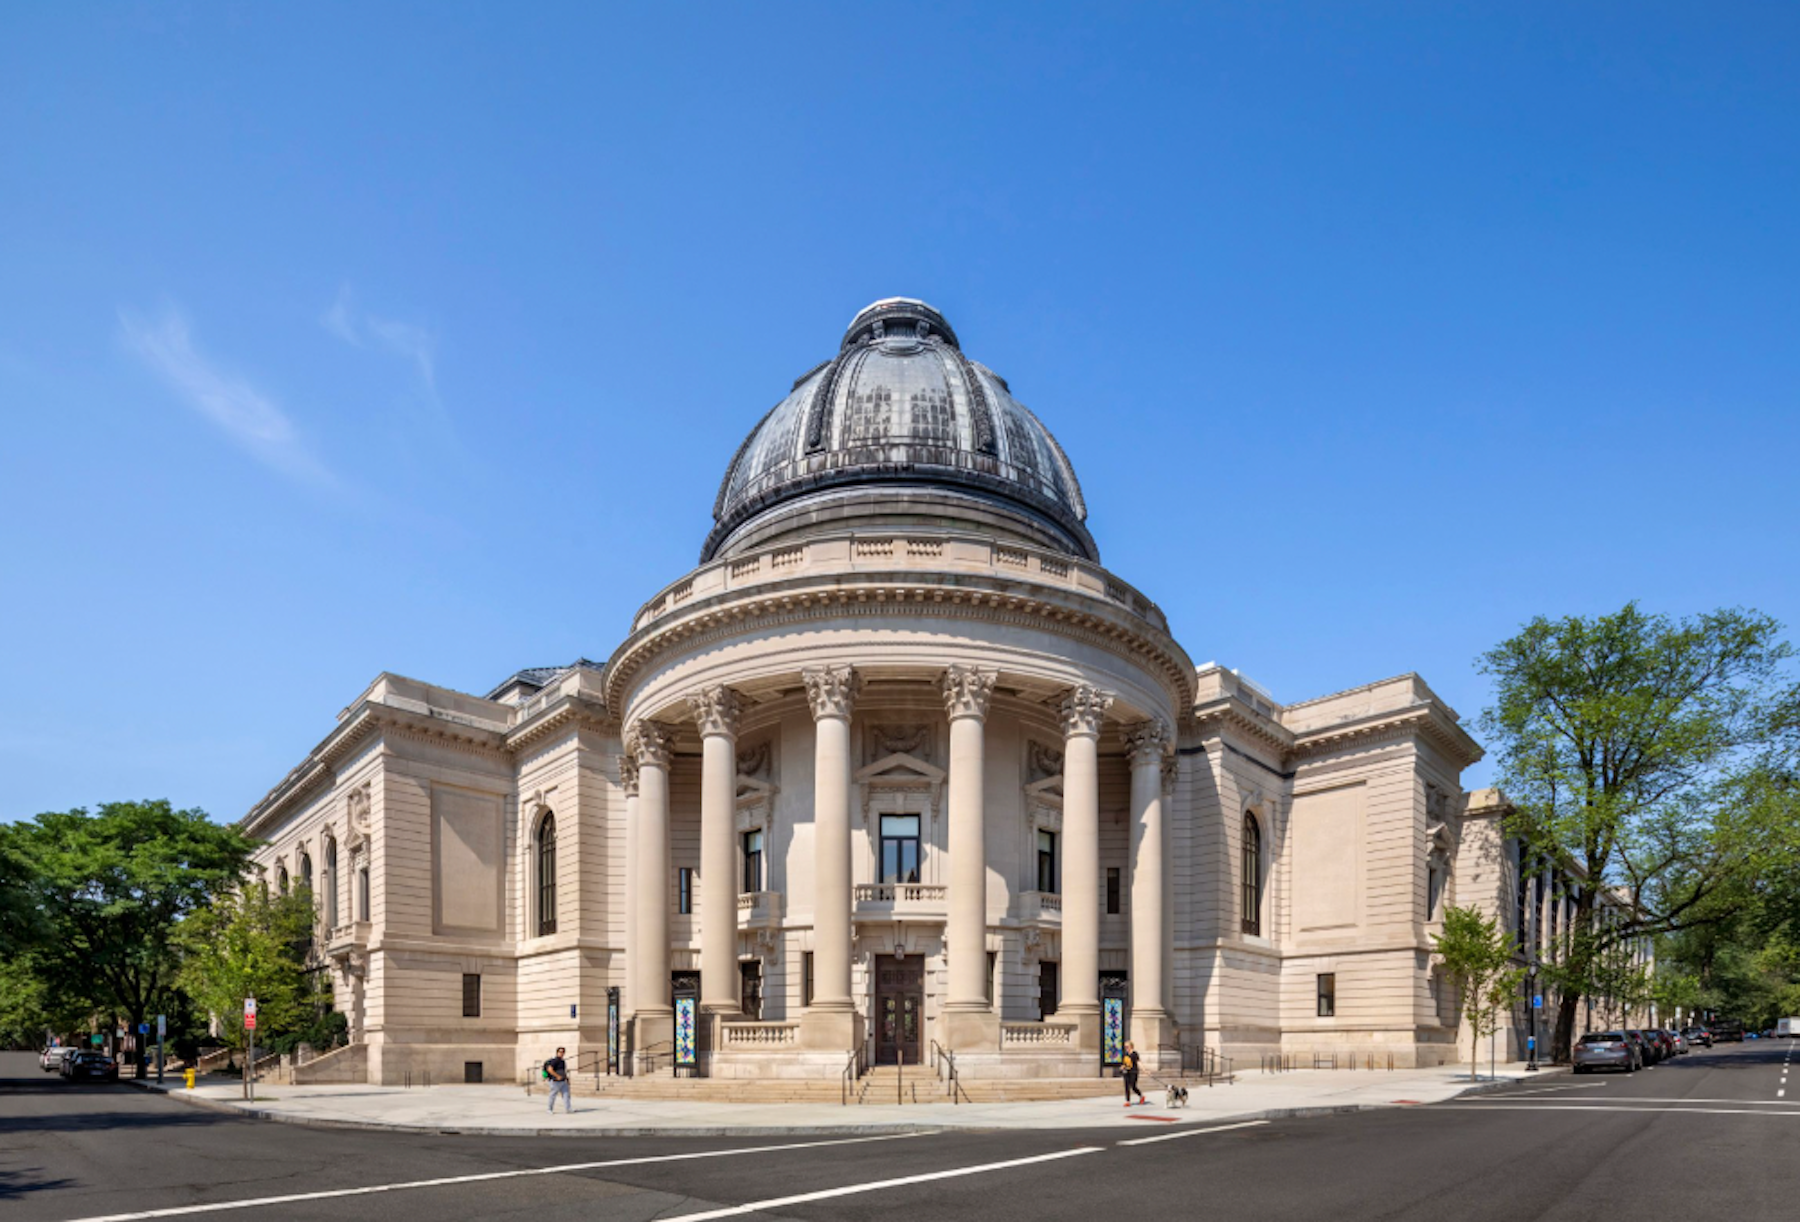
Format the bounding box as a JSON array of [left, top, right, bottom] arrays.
[[608, 300, 1192, 1076]]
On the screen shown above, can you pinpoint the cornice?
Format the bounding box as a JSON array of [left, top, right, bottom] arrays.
[[603, 570, 1194, 714], [505, 693, 618, 755], [1189, 698, 1294, 755], [1288, 703, 1484, 769]]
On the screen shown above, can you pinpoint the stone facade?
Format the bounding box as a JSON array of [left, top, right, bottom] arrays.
[[241, 298, 1585, 1085]]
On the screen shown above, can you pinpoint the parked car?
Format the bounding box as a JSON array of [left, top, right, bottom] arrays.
[[1655, 1030, 1677, 1059], [1683, 1026, 1713, 1048], [1625, 1030, 1659, 1065], [60, 1050, 118, 1081], [1668, 1031, 1688, 1055], [1574, 1031, 1639, 1074], [40, 1046, 76, 1073]]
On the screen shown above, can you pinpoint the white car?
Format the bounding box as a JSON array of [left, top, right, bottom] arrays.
[[40, 1046, 77, 1073]]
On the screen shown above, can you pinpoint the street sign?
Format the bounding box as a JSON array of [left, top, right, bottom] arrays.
[[156, 1014, 166, 1038], [138, 1023, 148, 1034], [244, 997, 258, 1016], [244, 1014, 257, 1030], [1532, 995, 1543, 1009], [91, 1033, 103, 1045]]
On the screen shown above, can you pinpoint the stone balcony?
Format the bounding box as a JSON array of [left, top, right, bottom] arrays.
[[1018, 890, 1062, 925], [737, 891, 781, 927], [853, 882, 949, 920], [324, 921, 369, 960]]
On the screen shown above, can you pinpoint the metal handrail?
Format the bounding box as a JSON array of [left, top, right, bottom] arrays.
[[840, 1045, 861, 1106], [929, 1039, 967, 1104], [635, 1041, 673, 1076]]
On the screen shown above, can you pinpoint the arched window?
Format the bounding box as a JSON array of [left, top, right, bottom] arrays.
[[1241, 813, 1262, 936], [276, 864, 290, 894], [536, 813, 558, 936], [324, 838, 339, 928], [298, 851, 313, 898]]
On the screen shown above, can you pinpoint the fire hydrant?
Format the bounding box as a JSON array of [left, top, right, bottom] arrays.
[[184, 1068, 196, 1090]]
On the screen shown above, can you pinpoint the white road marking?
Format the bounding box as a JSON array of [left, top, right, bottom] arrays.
[[1117, 1120, 1270, 1146], [653, 1147, 1105, 1222], [1483, 1083, 1611, 1097], [1444, 1104, 1800, 1117], [54, 1133, 929, 1222], [1462, 1096, 1800, 1108]]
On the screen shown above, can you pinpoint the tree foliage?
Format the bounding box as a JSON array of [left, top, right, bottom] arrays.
[[1433, 904, 1524, 1080], [1479, 604, 1797, 1060], [178, 882, 323, 1055], [5, 801, 255, 1074]]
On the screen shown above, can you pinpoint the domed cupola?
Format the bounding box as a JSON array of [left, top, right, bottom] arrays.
[[703, 298, 1095, 562]]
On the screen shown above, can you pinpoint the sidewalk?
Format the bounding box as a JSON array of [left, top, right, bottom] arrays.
[[133, 1062, 1564, 1137]]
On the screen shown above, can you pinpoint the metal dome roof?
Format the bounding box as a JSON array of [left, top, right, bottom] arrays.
[[703, 299, 1092, 561]]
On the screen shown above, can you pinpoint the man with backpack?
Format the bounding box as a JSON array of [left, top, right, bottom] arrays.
[[1122, 1041, 1146, 1106], [544, 1046, 571, 1113]]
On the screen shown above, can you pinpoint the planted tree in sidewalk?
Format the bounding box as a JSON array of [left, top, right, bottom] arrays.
[[1479, 604, 1798, 1062], [179, 882, 323, 1061], [6, 801, 255, 1076], [1433, 904, 1521, 1080]]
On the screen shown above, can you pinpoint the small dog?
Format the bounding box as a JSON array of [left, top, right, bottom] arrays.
[[1163, 1083, 1189, 1108]]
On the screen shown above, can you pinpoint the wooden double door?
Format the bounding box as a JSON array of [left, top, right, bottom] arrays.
[[874, 954, 923, 1065]]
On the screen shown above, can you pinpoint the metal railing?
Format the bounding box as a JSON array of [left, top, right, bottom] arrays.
[[635, 1041, 674, 1077], [1259, 1051, 1397, 1073], [1159, 1043, 1234, 1086], [840, 1040, 869, 1106], [929, 1039, 967, 1104]]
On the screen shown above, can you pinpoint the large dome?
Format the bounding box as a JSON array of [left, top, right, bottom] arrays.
[[703, 298, 1095, 562]]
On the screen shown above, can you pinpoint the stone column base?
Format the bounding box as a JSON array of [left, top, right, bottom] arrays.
[[798, 1007, 864, 1054], [941, 1006, 1000, 1053], [633, 1011, 672, 1073], [1058, 1007, 1103, 1059], [1131, 1009, 1177, 1070]]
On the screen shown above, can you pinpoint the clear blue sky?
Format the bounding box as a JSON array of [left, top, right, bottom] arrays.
[[4, 3, 1796, 823]]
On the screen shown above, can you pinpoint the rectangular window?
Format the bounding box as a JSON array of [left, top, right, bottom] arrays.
[[1036, 830, 1057, 894], [879, 814, 921, 884], [1039, 960, 1059, 1018], [742, 829, 764, 894], [678, 867, 693, 914], [985, 951, 997, 1005], [1316, 973, 1335, 1018], [462, 973, 482, 1018], [1533, 872, 1545, 959], [802, 951, 815, 1007], [1106, 867, 1121, 915], [740, 961, 762, 1020], [357, 866, 370, 923]]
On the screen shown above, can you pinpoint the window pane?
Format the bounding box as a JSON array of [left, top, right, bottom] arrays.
[[880, 815, 920, 838]]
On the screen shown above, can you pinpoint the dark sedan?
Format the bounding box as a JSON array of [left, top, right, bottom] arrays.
[[1683, 1026, 1712, 1048], [1573, 1031, 1638, 1073], [60, 1051, 119, 1081]]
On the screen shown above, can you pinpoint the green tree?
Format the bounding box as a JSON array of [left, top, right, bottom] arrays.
[[7, 801, 255, 1076], [1479, 604, 1796, 1061], [1433, 904, 1521, 1081], [178, 883, 322, 1056]]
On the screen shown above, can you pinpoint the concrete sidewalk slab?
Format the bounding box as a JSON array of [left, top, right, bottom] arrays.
[[131, 1062, 1566, 1137]]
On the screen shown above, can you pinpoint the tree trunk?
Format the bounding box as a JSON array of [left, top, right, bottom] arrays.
[[1552, 992, 1580, 1063]]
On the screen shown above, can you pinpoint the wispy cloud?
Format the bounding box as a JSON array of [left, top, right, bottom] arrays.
[[119, 305, 332, 485], [322, 284, 438, 396]]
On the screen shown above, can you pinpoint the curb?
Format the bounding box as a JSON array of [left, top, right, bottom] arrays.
[[127, 1069, 1568, 1138]]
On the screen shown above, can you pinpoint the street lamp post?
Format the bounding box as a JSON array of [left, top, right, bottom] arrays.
[[1526, 963, 1540, 1072]]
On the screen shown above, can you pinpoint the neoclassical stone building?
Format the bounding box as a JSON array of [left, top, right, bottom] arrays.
[[244, 298, 1510, 1086]]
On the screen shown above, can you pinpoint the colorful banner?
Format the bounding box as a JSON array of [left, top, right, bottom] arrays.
[[674, 996, 697, 1068], [1102, 997, 1124, 1066]]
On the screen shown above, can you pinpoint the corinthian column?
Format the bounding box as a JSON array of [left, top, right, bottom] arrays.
[[942, 665, 998, 1048], [801, 666, 861, 1051], [1058, 685, 1112, 1044], [629, 722, 675, 1051], [620, 753, 639, 1019], [688, 685, 744, 1018], [1124, 718, 1174, 1060]]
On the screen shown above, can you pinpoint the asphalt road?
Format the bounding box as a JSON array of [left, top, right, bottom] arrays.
[[4, 1040, 1797, 1222]]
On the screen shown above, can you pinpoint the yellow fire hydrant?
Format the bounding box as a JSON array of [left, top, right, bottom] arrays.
[[185, 1068, 196, 1090]]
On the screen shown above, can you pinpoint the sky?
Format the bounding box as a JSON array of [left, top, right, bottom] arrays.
[[2, 3, 1797, 824]]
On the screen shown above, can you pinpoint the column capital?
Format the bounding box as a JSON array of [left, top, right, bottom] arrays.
[[1058, 685, 1114, 739], [941, 664, 998, 721], [686, 684, 743, 738], [625, 720, 675, 769], [1122, 718, 1170, 766], [802, 665, 862, 721], [617, 754, 640, 798]]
